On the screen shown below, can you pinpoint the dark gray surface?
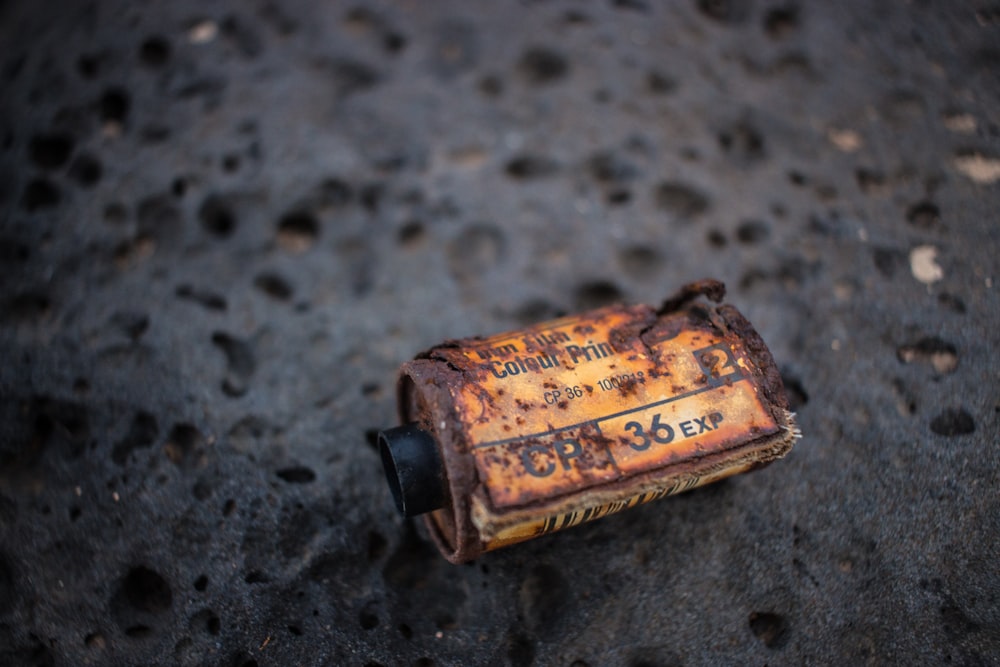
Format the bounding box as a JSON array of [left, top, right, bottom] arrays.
[[1, 1, 998, 665]]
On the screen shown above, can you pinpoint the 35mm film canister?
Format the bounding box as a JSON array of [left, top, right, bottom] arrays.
[[379, 280, 799, 563]]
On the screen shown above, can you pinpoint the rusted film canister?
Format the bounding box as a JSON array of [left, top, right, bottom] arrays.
[[378, 280, 799, 563]]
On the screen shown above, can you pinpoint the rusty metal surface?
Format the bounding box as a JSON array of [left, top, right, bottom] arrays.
[[399, 282, 796, 562]]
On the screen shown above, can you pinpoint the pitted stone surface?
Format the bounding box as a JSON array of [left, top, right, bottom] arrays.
[[1, 1, 998, 665]]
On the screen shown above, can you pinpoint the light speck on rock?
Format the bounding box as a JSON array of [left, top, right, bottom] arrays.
[[827, 128, 862, 152], [910, 245, 943, 285], [943, 112, 976, 134], [953, 153, 1000, 184]]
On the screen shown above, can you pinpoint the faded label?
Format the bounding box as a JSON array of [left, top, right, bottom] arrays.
[[449, 306, 780, 509]]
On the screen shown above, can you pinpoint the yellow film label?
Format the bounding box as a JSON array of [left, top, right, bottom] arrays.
[[449, 306, 779, 510]]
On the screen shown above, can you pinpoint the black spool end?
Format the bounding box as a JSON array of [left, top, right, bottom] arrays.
[[378, 423, 447, 517]]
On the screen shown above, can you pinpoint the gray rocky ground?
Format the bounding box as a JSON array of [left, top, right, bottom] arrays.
[[1, 1, 998, 665]]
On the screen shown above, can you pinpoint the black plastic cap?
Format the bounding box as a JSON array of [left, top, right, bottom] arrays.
[[378, 423, 447, 517]]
